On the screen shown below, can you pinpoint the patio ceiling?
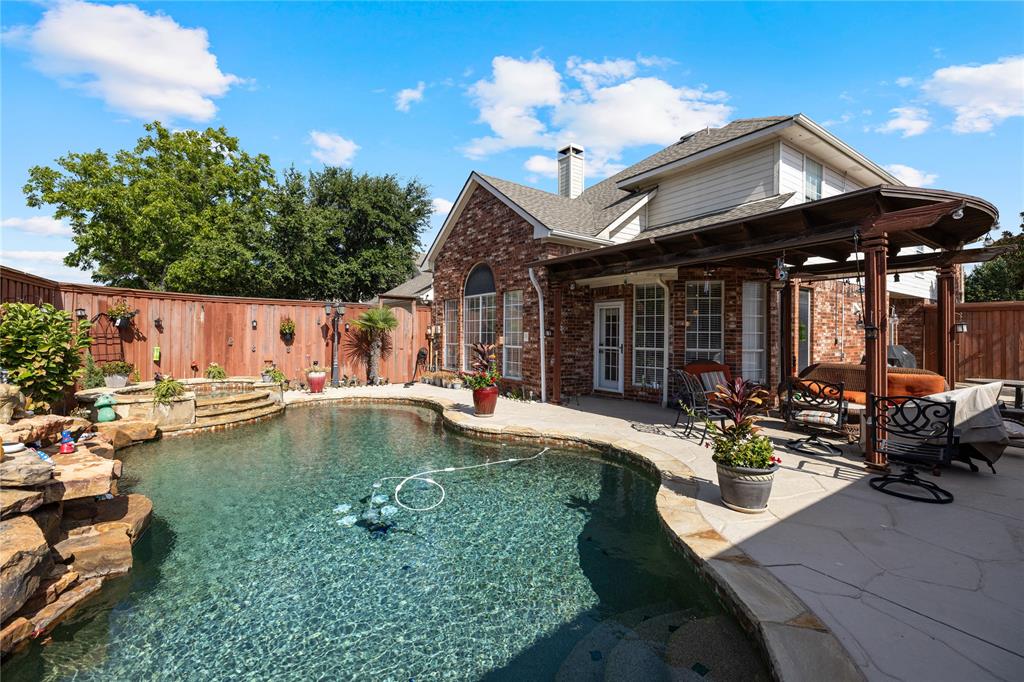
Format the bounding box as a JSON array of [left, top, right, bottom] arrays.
[[536, 185, 998, 281]]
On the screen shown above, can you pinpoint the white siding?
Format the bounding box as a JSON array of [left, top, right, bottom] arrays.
[[609, 210, 643, 243], [779, 142, 805, 201], [823, 167, 846, 198], [647, 143, 775, 228]]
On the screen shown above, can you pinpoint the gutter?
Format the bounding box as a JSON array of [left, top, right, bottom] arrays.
[[656, 275, 671, 407], [528, 267, 547, 403]]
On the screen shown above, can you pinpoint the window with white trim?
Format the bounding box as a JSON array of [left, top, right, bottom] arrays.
[[463, 265, 496, 371], [741, 282, 767, 383], [443, 300, 458, 369], [502, 290, 523, 378], [633, 284, 665, 386], [805, 158, 823, 201], [684, 281, 724, 363]]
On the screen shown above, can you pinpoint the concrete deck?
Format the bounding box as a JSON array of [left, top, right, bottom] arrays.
[[285, 384, 1024, 682]]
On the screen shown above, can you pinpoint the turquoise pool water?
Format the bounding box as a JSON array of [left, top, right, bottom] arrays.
[[5, 405, 765, 680]]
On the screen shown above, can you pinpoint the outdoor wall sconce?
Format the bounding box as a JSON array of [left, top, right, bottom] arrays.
[[74, 307, 87, 319], [893, 273, 901, 282], [154, 317, 164, 331], [954, 316, 968, 334], [251, 319, 258, 330], [344, 322, 351, 333]]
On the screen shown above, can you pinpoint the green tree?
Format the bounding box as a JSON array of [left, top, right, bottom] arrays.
[[267, 167, 430, 301], [0, 303, 92, 412], [965, 213, 1024, 302], [23, 122, 275, 294], [352, 306, 399, 383]]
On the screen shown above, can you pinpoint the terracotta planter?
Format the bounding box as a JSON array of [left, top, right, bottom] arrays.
[[472, 386, 499, 417], [308, 372, 327, 393], [716, 463, 779, 513]]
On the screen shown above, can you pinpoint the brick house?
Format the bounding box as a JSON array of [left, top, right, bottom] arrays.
[[421, 114, 997, 405]]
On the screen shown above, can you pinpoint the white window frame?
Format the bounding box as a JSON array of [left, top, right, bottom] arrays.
[[463, 293, 496, 371], [632, 284, 665, 387], [684, 281, 724, 364], [804, 157, 823, 202], [443, 300, 459, 370], [741, 282, 767, 383], [502, 290, 523, 379]]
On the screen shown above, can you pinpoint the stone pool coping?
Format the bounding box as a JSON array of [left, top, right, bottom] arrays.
[[286, 391, 864, 682]]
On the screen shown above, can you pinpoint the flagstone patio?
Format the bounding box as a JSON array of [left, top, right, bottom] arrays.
[[285, 384, 1024, 682]]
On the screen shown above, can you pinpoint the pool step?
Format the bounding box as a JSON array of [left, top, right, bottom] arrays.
[[163, 400, 284, 433], [195, 391, 275, 417], [663, 615, 770, 681]]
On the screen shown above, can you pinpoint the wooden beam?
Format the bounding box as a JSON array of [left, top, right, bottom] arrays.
[[863, 232, 889, 470], [936, 265, 957, 388], [862, 199, 965, 237]]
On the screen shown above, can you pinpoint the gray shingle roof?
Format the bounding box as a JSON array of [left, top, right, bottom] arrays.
[[381, 271, 433, 298], [636, 193, 795, 239], [477, 116, 795, 238]]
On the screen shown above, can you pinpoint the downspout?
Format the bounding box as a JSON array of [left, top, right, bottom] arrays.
[[528, 267, 547, 403], [656, 275, 671, 407]]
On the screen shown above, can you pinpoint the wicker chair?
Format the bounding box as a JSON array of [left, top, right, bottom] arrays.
[[783, 378, 848, 456], [867, 395, 959, 504]]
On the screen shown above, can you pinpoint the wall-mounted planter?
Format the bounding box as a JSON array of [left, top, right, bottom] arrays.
[[281, 332, 294, 343]]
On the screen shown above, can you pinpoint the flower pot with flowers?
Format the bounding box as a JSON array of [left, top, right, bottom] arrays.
[[106, 299, 137, 329], [462, 343, 500, 417], [700, 378, 781, 513]]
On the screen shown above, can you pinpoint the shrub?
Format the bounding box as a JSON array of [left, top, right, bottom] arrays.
[[100, 360, 135, 377], [268, 368, 287, 383], [153, 376, 186, 405], [0, 303, 92, 412], [82, 353, 105, 389], [205, 362, 228, 379]]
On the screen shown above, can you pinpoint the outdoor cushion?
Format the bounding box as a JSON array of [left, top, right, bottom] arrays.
[[792, 410, 840, 427], [699, 371, 728, 393]]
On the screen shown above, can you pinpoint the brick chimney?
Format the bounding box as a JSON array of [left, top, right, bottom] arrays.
[[557, 144, 584, 199]]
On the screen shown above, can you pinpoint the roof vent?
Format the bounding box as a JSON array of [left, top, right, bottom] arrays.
[[557, 144, 584, 199]]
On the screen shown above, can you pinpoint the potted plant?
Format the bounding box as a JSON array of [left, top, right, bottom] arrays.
[[106, 299, 136, 328], [100, 360, 134, 388], [462, 343, 500, 417], [205, 362, 227, 380], [700, 379, 781, 513], [280, 317, 296, 342], [269, 367, 288, 388], [152, 375, 186, 405], [260, 362, 274, 383], [307, 361, 327, 393]]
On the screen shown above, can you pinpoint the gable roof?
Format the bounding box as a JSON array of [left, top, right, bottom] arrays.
[[381, 271, 433, 298]]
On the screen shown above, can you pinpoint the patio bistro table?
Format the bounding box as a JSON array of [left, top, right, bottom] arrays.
[[967, 378, 1024, 410]]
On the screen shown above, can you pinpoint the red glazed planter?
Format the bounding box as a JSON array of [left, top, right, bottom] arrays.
[[472, 386, 499, 417], [308, 372, 327, 393]]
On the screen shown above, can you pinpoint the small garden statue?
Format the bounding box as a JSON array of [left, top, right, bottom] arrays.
[[94, 393, 117, 423], [59, 429, 76, 454]]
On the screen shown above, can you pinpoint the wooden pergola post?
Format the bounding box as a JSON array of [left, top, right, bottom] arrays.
[[936, 265, 957, 388], [863, 233, 890, 470]]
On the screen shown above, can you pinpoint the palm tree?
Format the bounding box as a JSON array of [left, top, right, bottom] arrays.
[[352, 306, 399, 383]]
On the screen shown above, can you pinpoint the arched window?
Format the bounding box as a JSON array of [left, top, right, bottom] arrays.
[[463, 264, 497, 370]]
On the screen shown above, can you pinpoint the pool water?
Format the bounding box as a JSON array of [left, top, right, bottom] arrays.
[[4, 405, 765, 681]]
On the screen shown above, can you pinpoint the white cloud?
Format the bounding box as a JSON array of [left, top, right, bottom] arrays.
[[895, 76, 914, 87], [523, 154, 559, 178], [875, 106, 932, 137], [463, 56, 563, 158], [431, 198, 454, 215], [2, 250, 67, 263], [308, 131, 359, 166], [922, 55, 1024, 133], [1, 216, 72, 237], [463, 55, 731, 179], [395, 81, 426, 112], [636, 54, 676, 69], [884, 164, 938, 187], [4, 1, 239, 122]]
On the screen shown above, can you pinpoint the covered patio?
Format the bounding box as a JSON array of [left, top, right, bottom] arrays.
[[538, 185, 1003, 469]]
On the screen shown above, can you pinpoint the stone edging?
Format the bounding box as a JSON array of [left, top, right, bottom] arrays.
[[285, 394, 865, 682]]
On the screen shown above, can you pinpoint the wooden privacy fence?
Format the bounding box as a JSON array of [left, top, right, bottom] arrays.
[[1, 267, 431, 384], [924, 301, 1024, 381]]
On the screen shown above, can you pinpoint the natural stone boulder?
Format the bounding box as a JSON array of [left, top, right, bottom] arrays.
[[28, 577, 103, 639], [0, 384, 25, 424], [0, 453, 54, 487], [63, 494, 152, 545], [80, 439, 115, 459], [39, 450, 118, 504], [0, 616, 32, 655], [115, 418, 159, 442], [92, 423, 133, 451], [31, 503, 63, 546], [0, 488, 44, 518], [0, 515, 51, 622], [17, 565, 78, 615], [0, 415, 90, 447], [52, 526, 132, 580]]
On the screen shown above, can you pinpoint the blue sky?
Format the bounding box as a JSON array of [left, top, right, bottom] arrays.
[[2, 1, 1022, 284]]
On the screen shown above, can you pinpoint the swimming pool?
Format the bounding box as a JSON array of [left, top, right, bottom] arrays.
[[4, 405, 766, 680]]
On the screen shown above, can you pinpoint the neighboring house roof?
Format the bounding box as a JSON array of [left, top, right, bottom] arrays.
[[639, 193, 795, 239], [381, 271, 433, 299]]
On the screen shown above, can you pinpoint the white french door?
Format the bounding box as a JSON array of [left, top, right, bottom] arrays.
[[594, 302, 624, 392]]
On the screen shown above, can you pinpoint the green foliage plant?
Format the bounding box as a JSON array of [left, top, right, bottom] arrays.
[[82, 353, 105, 389], [279, 318, 296, 335], [152, 376, 186, 405], [100, 360, 134, 377], [204, 362, 228, 380], [0, 303, 91, 412], [268, 368, 287, 383], [690, 378, 781, 470], [964, 218, 1024, 302], [352, 306, 399, 383], [461, 343, 500, 390]]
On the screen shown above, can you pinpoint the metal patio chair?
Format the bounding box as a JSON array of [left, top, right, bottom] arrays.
[[867, 394, 960, 504], [783, 378, 848, 456], [672, 369, 728, 444]]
